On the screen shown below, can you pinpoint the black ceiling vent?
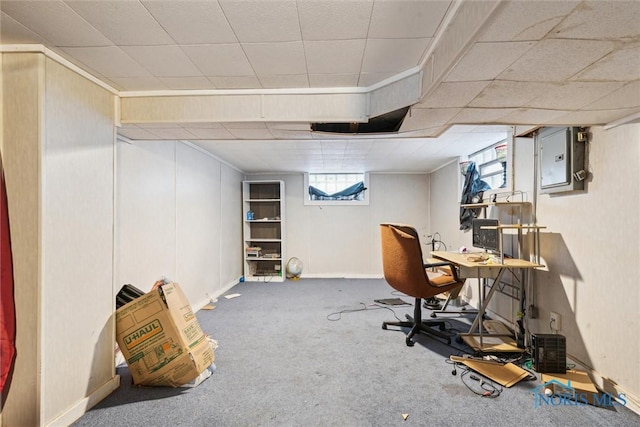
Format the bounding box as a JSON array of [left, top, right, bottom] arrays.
[[311, 106, 410, 134]]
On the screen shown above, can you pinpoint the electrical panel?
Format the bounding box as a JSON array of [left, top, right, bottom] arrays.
[[538, 127, 587, 194]]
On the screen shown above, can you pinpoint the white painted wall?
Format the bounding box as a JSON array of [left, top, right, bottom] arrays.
[[429, 125, 640, 410], [1, 53, 119, 426], [116, 141, 243, 308], [245, 173, 430, 277]]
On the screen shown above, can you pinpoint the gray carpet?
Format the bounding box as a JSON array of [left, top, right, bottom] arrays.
[[73, 278, 639, 426]]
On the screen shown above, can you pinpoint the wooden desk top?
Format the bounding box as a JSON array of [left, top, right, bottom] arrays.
[[430, 251, 543, 269]]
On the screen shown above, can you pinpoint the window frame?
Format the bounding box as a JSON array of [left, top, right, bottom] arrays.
[[303, 172, 370, 206], [466, 139, 512, 194]]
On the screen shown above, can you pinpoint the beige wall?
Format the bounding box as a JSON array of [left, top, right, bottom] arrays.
[[116, 140, 243, 308], [1, 53, 118, 426], [246, 173, 430, 277], [429, 125, 640, 411]]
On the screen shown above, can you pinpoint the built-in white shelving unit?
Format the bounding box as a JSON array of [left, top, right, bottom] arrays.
[[242, 180, 285, 282]]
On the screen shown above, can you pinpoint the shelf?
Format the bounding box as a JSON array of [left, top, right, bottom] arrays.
[[245, 219, 281, 223], [461, 201, 531, 209], [480, 224, 546, 230], [245, 199, 281, 202], [245, 257, 282, 261], [245, 238, 281, 242]]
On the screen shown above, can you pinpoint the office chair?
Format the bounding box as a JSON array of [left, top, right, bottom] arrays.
[[380, 223, 465, 346]]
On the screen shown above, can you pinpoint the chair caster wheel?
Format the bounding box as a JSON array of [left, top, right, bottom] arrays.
[[430, 313, 436, 318], [382, 324, 387, 330], [439, 324, 446, 331], [446, 339, 451, 345], [405, 339, 415, 347], [456, 336, 463, 344]]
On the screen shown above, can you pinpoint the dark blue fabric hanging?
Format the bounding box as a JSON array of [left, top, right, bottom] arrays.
[[309, 181, 367, 201], [460, 161, 491, 231]]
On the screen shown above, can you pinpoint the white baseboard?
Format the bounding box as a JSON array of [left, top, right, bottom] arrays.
[[193, 279, 241, 312], [46, 375, 120, 427]]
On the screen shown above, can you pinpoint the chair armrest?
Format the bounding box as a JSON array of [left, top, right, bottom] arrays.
[[423, 261, 461, 282]]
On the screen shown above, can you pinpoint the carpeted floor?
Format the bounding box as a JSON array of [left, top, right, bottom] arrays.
[[73, 278, 639, 426]]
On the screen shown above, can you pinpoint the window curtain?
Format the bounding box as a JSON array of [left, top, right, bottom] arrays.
[[308, 181, 366, 201]]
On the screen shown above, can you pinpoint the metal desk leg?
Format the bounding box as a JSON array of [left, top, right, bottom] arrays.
[[467, 268, 507, 347]]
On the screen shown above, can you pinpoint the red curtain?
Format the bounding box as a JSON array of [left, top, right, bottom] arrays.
[[0, 155, 16, 392]]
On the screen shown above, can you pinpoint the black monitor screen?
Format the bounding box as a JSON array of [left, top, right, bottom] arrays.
[[472, 219, 500, 253]]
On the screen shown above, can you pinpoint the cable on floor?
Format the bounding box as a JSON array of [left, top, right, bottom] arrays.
[[326, 302, 403, 322]]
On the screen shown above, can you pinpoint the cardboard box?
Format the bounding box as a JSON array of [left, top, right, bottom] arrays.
[[116, 282, 214, 387], [541, 369, 599, 406]]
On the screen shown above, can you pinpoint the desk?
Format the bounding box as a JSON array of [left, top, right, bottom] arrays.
[[430, 251, 543, 352]]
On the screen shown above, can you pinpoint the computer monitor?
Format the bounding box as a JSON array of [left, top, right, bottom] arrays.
[[472, 218, 500, 253]]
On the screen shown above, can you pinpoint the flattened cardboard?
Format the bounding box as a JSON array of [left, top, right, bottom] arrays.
[[541, 369, 599, 405], [450, 355, 530, 387], [116, 282, 214, 387]]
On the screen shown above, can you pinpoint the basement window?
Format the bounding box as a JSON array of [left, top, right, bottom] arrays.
[[304, 172, 369, 206], [466, 140, 510, 190]]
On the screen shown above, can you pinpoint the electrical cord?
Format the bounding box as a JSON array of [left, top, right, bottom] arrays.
[[445, 359, 503, 398], [326, 302, 403, 322]]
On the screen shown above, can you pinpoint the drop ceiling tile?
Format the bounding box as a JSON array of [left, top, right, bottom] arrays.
[[147, 127, 199, 140], [309, 74, 360, 88], [222, 122, 266, 130], [66, 1, 173, 46], [547, 108, 640, 126], [158, 77, 215, 90], [243, 42, 306, 75], [117, 127, 160, 140], [107, 76, 167, 91], [498, 108, 571, 125], [469, 81, 557, 108], [361, 38, 429, 74], [572, 45, 640, 82], [61, 46, 151, 78], [552, 1, 640, 40], [1, 11, 45, 44], [298, 0, 373, 41], [268, 123, 311, 131], [417, 81, 491, 108], [182, 44, 254, 76], [121, 46, 202, 77], [142, 1, 236, 44], [450, 108, 518, 124], [207, 76, 262, 89], [1, 1, 112, 46], [526, 81, 626, 110], [269, 129, 313, 139], [584, 81, 640, 110], [358, 72, 397, 87], [227, 129, 275, 140], [305, 40, 366, 74], [479, 1, 579, 42], [400, 108, 460, 132], [184, 128, 235, 140], [259, 74, 309, 89], [497, 39, 616, 82], [184, 122, 224, 130], [444, 41, 535, 82], [219, 0, 300, 43], [138, 123, 182, 129], [369, 0, 450, 38]]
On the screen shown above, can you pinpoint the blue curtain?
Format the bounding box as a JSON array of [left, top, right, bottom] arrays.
[[309, 181, 367, 201]]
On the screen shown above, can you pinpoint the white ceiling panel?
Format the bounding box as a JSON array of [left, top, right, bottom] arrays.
[[181, 44, 254, 76], [479, 1, 580, 42], [0, 1, 112, 46], [0, 12, 45, 44], [497, 39, 616, 82], [298, 0, 373, 41], [219, 0, 300, 43], [369, 0, 451, 38], [121, 45, 202, 77], [243, 42, 306, 75], [551, 0, 640, 40], [444, 41, 535, 82], [158, 76, 215, 90], [2, 0, 638, 174], [61, 46, 151, 78], [304, 40, 366, 74], [572, 45, 640, 82], [142, 1, 236, 44], [66, 1, 173, 46], [361, 38, 429, 74], [417, 81, 491, 108]]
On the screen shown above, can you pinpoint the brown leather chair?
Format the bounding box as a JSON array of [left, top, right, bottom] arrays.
[[380, 223, 465, 346]]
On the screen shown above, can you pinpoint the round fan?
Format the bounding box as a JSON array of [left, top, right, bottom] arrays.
[[286, 257, 303, 280]]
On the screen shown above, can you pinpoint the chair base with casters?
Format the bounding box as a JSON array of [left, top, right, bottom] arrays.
[[427, 289, 479, 318], [382, 297, 451, 346]]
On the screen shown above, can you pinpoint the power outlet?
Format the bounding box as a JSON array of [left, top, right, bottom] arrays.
[[550, 312, 561, 331]]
